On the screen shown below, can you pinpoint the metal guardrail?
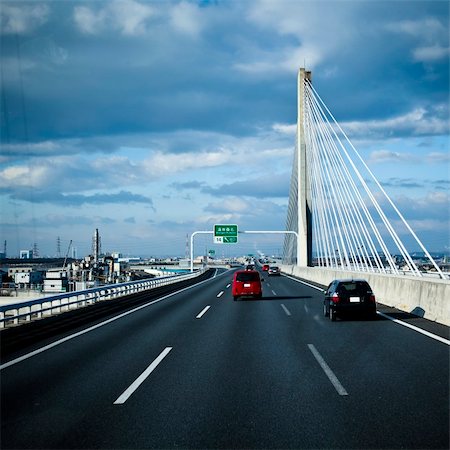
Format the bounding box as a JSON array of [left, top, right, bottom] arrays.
[[0, 269, 206, 329]]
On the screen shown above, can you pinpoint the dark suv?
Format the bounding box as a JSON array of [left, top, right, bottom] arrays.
[[323, 279, 376, 321]]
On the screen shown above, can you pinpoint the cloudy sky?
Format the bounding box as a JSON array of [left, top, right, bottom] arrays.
[[1, 0, 449, 258]]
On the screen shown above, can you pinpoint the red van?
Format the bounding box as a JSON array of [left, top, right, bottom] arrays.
[[232, 270, 262, 300]]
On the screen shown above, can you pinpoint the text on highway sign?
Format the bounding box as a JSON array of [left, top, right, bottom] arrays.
[[214, 224, 238, 244]]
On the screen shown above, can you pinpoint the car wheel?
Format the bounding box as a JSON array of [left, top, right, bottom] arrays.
[[330, 307, 336, 321], [323, 302, 329, 317]]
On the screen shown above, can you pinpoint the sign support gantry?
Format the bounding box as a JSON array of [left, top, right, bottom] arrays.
[[190, 230, 299, 272]]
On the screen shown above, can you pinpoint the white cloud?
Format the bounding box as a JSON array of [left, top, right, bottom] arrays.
[[241, 0, 356, 73], [1, 3, 49, 34], [142, 149, 235, 177], [73, 6, 107, 35], [169, 2, 203, 37], [234, 44, 322, 75], [341, 106, 449, 137], [207, 197, 251, 214], [110, 0, 154, 35], [413, 45, 450, 62], [272, 123, 296, 135], [0, 164, 49, 188], [426, 152, 450, 164], [387, 18, 447, 41], [386, 18, 449, 63], [394, 191, 450, 221], [74, 0, 154, 35], [369, 150, 418, 164]]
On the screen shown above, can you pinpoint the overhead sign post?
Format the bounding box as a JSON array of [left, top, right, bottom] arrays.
[[190, 229, 299, 272], [213, 224, 238, 244]]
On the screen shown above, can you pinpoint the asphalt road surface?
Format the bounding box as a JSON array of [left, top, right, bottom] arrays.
[[1, 269, 449, 449]]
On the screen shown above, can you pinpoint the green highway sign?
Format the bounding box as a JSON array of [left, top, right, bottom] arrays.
[[214, 224, 238, 244]]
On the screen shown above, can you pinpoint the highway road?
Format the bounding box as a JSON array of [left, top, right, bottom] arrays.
[[1, 269, 449, 449]]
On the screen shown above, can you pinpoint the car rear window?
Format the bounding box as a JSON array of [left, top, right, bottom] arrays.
[[236, 272, 260, 282], [338, 281, 371, 295]]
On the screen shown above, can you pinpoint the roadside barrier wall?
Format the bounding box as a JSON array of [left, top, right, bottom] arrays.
[[280, 265, 450, 326], [0, 269, 208, 329]]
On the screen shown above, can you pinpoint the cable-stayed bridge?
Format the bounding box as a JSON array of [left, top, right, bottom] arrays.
[[283, 69, 445, 280], [0, 68, 449, 450]]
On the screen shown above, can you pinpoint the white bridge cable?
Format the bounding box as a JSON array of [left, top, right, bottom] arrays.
[[312, 100, 381, 272], [284, 140, 299, 263], [305, 105, 336, 267], [304, 85, 389, 273], [307, 99, 352, 269], [306, 82, 408, 274], [303, 79, 430, 276], [313, 82, 445, 278], [305, 81, 424, 276], [305, 98, 347, 268], [305, 86, 372, 271]]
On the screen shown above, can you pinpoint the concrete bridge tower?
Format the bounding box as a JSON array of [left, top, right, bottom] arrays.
[[297, 68, 313, 267], [285, 68, 312, 266]]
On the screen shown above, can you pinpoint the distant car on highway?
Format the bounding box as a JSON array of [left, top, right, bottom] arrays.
[[245, 264, 255, 270], [262, 264, 270, 271], [268, 266, 281, 276], [323, 279, 376, 321], [232, 270, 262, 300]]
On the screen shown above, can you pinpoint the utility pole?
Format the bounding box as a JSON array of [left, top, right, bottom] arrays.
[[63, 240, 72, 271]]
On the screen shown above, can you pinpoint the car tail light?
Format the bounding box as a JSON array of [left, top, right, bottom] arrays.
[[369, 294, 376, 302], [331, 293, 340, 303]]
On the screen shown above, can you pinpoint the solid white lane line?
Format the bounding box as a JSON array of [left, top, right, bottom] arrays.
[[196, 305, 211, 319], [217, 291, 224, 298], [377, 311, 450, 346], [284, 274, 323, 291], [308, 344, 348, 396], [281, 304, 291, 316], [114, 347, 172, 405], [0, 275, 216, 371]]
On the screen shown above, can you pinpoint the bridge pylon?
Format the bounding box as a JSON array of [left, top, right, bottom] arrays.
[[285, 68, 312, 267]]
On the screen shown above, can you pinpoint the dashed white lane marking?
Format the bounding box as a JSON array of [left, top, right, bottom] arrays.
[[196, 305, 211, 319], [226, 284, 231, 289], [308, 344, 348, 396], [217, 291, 224, 298], [114, 347, 172, 405], [0, 276, 216, 371], [271, 290, 277, 296], [281, 304, 291, 316]]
